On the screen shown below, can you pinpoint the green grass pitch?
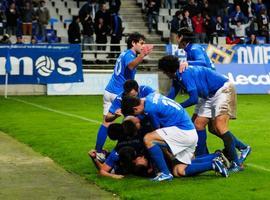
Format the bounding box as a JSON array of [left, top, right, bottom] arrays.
[[0, 95, 269, 200]]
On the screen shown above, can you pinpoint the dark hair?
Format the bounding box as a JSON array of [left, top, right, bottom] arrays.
[[158, 55, 179, 74], [107, 123, 123, 140], [121, 96, 141, 116], [126, 32, 145, 49], [122, 120, 138, 138], [118, 146, 137, 174], [123, 79, 139, 96], [177, 28, 194, 43]]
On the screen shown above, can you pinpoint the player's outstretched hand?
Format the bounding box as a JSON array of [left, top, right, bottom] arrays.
[[112, 174, 124, 179], [141, 44, 154, 56], [179, 61, 189, 73], [115, 109, 123, 117]]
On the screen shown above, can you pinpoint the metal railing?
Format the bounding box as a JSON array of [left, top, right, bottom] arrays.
[[81, 43, 167, 71]]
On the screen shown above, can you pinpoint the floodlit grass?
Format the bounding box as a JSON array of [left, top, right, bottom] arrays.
[[0, 95, 270, 200]]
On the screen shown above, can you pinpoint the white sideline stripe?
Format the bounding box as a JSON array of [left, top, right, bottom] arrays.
[[247, 163, 270, 172], [10, 98, 102, 125]]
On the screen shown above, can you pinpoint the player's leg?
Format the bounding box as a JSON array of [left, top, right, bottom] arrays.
[[144, 131, 172, 179], [194, 116, 210, 156], [95, 91, 117, 158]]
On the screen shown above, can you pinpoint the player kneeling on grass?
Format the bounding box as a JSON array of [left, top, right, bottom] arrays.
[[121, 94, 229, 182], [89, 117, 155, 179]]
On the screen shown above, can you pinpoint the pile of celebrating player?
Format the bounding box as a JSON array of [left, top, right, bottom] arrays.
[[89, 29, 251, 181]]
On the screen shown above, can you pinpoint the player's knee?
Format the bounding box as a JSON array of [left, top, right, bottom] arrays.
[[194, 120, 206, 130], [143, 133, 153, 148]]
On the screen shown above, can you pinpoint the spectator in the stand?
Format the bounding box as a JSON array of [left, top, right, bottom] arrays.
[[21, 1, 36, 35], [164, 0, 173, 9], [229, 18, 252, 43], [109, 0, 121, 14], [226, 31, 241, 44], [183, 0, 198, 17], [242, 0, 255, 19], [0, 9, 5, 35], [5, 2, 19, 36], [170, 10, 181, 44], [0, 34, 12, 44], [79, 0, 99, 21], [146, 0, 159, 34], [95, 17, 110, 51], [246, 33, 258, 44], [36, 0, 50, 40], [68, 16, 81, 44], [95, 3, 110, 27], [192, 12, 206, 43], [204, 12, 215, 43], [15, 35, 24, 44], [214, 16, 226, 36], [180, 10, 193, 32], [82, 14, 95, 50], [255, 0, 267, 16], [229, 5, 246, 24], [257, 8, 269, 43], [215, 0, 228, 18], [109, 11, 123, 58]]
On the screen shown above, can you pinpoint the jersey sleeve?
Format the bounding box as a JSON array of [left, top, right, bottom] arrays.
[[109, 96, 122, 114], [124, 51, 136, 67], [104, 149, 119, 168], [166, 79, 181, 100], [180, 71, 199, 108], [139, 86, 155, 97]]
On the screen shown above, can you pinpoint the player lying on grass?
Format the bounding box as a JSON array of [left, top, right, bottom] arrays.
[[89, 116, 155, 179], [94, 32, 153, 161], [158, 55, 251, 173], [121, 93, 229, 181]]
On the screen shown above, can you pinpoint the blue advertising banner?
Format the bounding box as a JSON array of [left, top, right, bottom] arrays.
[[166, 44, 270, 94], [0, 44, 83, 84]]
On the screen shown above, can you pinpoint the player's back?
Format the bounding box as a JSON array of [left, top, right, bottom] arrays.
[[180, 66, 228, 98], [106, 49, 137, 95], [144, 93, 194, 130], [185, 43, 215, 70]]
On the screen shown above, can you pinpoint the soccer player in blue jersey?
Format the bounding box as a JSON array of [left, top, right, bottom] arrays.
[[158, 55, 251, 172], [173, 28, 216, 156], [121, 93, 229, 181], [94, 34, 153, 160], [105, 79, 155, 123]]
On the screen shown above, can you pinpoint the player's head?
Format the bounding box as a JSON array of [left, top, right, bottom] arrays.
[[121, 96, 144, 116], [122, 118, 138, 138], [127, 32, 146, 53], [177, 28, 194, 49], [118, 146, 137, 174], [107, 123, 124, 141], [124, 115, 141, 130], [158, 55, 179, 79], [123, 79, 139, 97]]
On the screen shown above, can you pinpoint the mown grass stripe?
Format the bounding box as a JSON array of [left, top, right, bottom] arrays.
[[10, 97, 102, 125]]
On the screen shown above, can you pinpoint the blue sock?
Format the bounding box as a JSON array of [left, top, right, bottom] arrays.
[[230, 133, 247, 150], [148, 145, 170, 175], [221, 131, 240, 165], [95, 125, 108, 152], [195, 129, 209, 156], [192, 153, 218, 163], [185, 161, 213, 176]]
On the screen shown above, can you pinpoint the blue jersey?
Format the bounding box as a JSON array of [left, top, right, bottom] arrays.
[[175, 66, 228, 108], [105, 49, 137, 95], [144, 93, 194, 130], [109, 85, 155, 114], [184, 43, 215, 70]]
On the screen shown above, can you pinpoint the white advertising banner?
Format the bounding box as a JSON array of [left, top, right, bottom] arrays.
[[47, 73, 159, 95]]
